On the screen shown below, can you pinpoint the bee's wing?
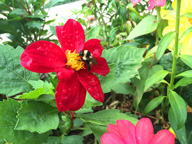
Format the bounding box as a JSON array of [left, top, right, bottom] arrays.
[[91, 57, 97, 66]]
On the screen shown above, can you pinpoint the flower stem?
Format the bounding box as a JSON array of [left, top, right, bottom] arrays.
[[149, 6, 161, 68], [169, 0, 181, 89]]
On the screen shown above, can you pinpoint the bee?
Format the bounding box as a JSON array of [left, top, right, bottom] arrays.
[[79, 50, 97, 72]]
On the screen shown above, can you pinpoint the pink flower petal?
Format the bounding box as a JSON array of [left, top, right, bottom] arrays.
[[21, 51, 56, 73], [84, 39, 103, 57], [21, 41, 66, 68], [135, 118, 154, 144], [117, 120, 136, 144], [131, 0, 142, 5], [77, 70, 104, 102], [148, 129, 175, 144], [90, 57, 110, 76], [101, 133, 125, 144], [56, 19, 85, 52], [156, 0, 166, 7], [55, 73, 86, 111], [148, 0, 156, 10], [107, 124, 119, 136]]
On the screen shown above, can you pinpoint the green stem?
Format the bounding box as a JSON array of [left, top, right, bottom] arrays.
[[149, 7, 161, 68], [169, 0, 181, 89]]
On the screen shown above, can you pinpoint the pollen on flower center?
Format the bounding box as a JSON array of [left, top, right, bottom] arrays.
[[65, 50, 85, 71], [188, 18, 192, 24]]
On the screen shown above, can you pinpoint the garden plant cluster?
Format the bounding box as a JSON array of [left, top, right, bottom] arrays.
[[0, 0, 192, 144]]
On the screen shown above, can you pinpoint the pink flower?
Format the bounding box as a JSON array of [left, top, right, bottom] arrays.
[[20, 19, 110, 112], [131, 0, 142, 5], [101, 118, 175, 144], [148, 0, 166, 10], [130, 0, 166, 10]]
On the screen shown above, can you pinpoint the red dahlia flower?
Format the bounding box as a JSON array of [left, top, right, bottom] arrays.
[[20, 19, 110, 112], [101, 118, 175, 144]]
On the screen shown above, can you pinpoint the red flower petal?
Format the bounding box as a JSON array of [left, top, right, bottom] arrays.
[[21, 51, 56, 73], [90, 57, 110, 76], [56, 19, 85, 52], [77, 70, 104, 102], [84, 39, 103, 57], [56, 67, 75, 81], [148, 129, 175, 144], [116, 120, 136, 144], [101, 133, 125, 144], [135, 118, 154, 144], [22, 41, 66, 68], [55, 73, 86, 111]]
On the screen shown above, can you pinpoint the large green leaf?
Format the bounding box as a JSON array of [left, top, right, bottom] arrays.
[[168, 108, 188, 144], [86, 123, 107, 144], [176, 70, 192, 78], [174, 77, 192, 89], [0, 45, 39, 96], [16, 80, 54, 99], [156, 31, 175, 60], [85, 26, 101, 41], [42, 135, 83, 144], [168, 90, 187, 129], [127, 15, 158, 40], [76, 92, 102, 113], [180, 55, 192, 69], [0, 99, 50, 144], [98, 45, 145, 93], [44, 0, 65, 8], [160, 52, 190, 75], [77, 109, 138, 126], [144, 70, 169, 91], [143, 96, 165, 115], [15, 101, 59, 134]]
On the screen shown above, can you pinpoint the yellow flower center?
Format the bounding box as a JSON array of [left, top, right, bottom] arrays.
[[188, 18, 192, 24], [65, 50, 85, 71]]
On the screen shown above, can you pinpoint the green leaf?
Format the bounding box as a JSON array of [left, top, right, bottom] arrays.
[[127, 15, 158, 40], [143, 96, 165, 115], [160, 52, 190, 75], [180, 55, 192, 69], [157, 19, 168, 38], [86, 123, 107, 144], [101, 45, 145, 84], [43, 135, 83, 144], [181, 12, 192, 18], [85, 26, 100, 41], [77, 109, 138, 126], [15, 101, 59, 134], [44, 0, 65, 8], [119, 6, 127, 22], [76, 92, 102, 113], [0, 45, 39, 96], [180, 27, 192, 40], [174, 77, 192, 89], [17, 80, 54, 99], [0, 1, 11, 11], [176, 70, 192, 78], [156, 31, 176, 60], [0, 99, 50, 144], [168, 108, 188, 144], [10, 8, 28, 15], [168, 90, 187, 129], [144, 70, 169, 91], [26, 20, 43, 29]]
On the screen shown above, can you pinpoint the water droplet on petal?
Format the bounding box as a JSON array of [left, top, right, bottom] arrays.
[[62, 89, 67, 94], [91, 81, 98, 86], [88, 88, 93, 92], [26, 58, 33, 67], [68, 88, 72, 91]]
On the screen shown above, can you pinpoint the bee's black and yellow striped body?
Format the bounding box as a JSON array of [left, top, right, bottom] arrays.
[[79, 50, 97, 72]]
